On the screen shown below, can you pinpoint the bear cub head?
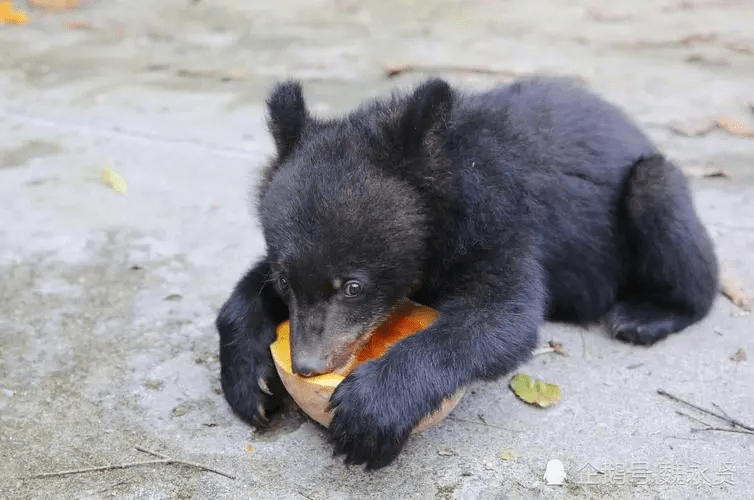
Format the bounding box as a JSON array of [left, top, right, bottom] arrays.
[[257, 79, 454, 376]]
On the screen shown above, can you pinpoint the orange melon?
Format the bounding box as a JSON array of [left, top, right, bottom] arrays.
[[269, 301, 465, 432]]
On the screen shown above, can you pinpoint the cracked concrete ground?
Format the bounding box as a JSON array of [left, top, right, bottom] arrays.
[[1, 1, 752, 499]]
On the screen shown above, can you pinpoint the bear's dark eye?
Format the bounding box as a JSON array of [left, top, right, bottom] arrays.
[[343, 280, 363, 298], [277, 275, 289, 293]]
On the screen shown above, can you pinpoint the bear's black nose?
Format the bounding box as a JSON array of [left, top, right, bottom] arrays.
[[291, 356, 324, 377]]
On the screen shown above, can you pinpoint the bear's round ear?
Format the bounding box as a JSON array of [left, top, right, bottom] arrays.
[[398, 78, 453, 157], [267, 81, 308, 159]]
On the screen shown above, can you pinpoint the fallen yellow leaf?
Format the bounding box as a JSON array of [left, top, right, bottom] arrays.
[[0, 1, 28, 24], [101, 166, 127, 194], [509, 373, 561, 408], [716, 115, 754, 138]]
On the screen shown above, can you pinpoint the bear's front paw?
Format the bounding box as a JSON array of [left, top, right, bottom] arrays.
[[327, 361, 417, 470], [220, 344, 285, 428]]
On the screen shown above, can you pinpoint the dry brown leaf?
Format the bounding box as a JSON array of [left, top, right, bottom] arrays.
[[716, 115, 754, 138], [661, 0, 696, 11], [174, 67, 246, 82], [668, 118, 716, 137], [221, 68, 247, 81], [725, 40, 754, 55], [27, 0, 79, 10], [383, 63, 416, 78], [729, 348, 747, 363], [685, 54, 731, 67], [663, 0, 749, 11], [586, 6, 632, 22], [680, 33, 718, 45], [65, 20, 92, 30], [720, 265, 753, 311], [548, 340, 568, 355]]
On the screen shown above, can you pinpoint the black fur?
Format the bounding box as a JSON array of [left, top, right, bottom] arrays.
[[216, 77, 718, 469]]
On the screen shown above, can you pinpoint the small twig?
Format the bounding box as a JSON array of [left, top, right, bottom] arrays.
[[675, 408, 754, 436], [134, 446, 169, 459], [712, 402, 732, 420], [134, 446, 235, 479], [533, 341, 567, 357], [677, 410, 754, 435], [659, 389, 725, 421], [447, 415, 516, 432], [692, 426, 754, 435], [29, 460, 172, 479], [383, 63, 591, 84], [658, 389, 754, 432], [676, 410, 713, 427], [29, 447, 235, 480], [384, 63, 519, 79], [532, 347, 555, 356]]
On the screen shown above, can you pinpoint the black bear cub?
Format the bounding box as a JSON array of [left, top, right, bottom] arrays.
[[216, 77, 718, 469]]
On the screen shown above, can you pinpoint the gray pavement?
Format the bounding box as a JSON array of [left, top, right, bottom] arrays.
[[1, 1, 753, 499]]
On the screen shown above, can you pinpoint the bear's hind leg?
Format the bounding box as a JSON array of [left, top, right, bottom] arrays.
[[609, 300, 698, 345], [609, 155, 718, 345]]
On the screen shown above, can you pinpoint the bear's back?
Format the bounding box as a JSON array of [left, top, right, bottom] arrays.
[[449, 78, 657, 187]]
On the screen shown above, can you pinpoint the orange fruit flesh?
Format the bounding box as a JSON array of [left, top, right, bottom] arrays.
[[271, 301, 438, 387], [353, 301, 439, 365], [270, 301, 464, 430]]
